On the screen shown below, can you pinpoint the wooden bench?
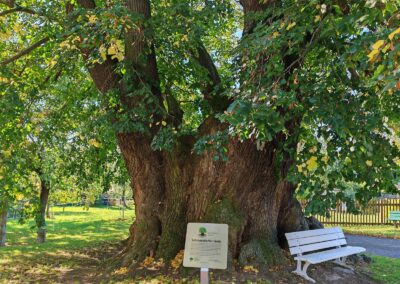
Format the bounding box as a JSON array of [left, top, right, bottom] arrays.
[[285, 227, 366, 283], [388, 211, 400, 228]]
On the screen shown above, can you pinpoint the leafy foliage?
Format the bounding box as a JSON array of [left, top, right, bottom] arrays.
[[1, 0, 399, 216]]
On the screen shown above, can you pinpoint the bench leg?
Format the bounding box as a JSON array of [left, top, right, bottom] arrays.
[[293, 260, 315, 283], [334, 256, 347, 265], [333, 256, 354, 270]]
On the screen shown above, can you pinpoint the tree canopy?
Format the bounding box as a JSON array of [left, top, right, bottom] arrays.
[[1, 0, 399, 216]]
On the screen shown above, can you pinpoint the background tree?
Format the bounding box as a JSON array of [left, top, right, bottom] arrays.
[[1, 0, 399, 268], [0, 30, 126, 243]]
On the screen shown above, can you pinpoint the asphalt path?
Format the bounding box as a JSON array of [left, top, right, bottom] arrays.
[[346, 234, 400, 259]]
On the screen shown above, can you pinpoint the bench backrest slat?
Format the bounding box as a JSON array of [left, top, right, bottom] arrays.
[[289, 239, 347, 255], [285, 227, 342, 240], [287, 232, 344, 247], [285, 227, 347, 255]]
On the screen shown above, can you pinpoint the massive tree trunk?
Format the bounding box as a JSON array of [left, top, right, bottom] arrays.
[[75, 0, 309, 269], [36, 172, 50, 244], [117, 119, 308, 268], [0, 202, 7, 247]]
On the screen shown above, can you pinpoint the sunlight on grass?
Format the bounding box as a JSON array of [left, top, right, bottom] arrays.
[[370, 256, 400, 284], [0, 206, 134, 267], [326, 225, 400, 238]]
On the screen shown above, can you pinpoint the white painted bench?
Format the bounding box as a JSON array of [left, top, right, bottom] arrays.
[[285, 227, 366, 283]]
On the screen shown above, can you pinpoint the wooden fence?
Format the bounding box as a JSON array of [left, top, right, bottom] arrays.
[[310, 199, 400, 225]]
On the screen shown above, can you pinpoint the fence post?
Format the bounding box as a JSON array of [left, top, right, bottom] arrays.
[[380, 199, 385, 224]]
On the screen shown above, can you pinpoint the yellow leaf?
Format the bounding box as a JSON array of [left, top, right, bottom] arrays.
[[382, 43, 391, 53], [170, 250, 184, 270], [272, 31, 280, 38], [314, 15, 321, 22], [107, 45, 117, 55], [88, 15, 97, 24], [243, 265, 259, 273], [297, 164, 304, 173], [286, 22, 296, 31], [0, 31, 10, 40], [366, 160, 373, 167], [321, 155, 329, 164], [142, 256, 154, 267], [372, 40, 385, 50], [4, 150, 11, 158], [388, 27, 400, 40], [88, 139, 102, 148], [115, 39, 124, 50], [99, 45, 107, 61], [111, 52, 124, 62], [309, 146, 317, 153], [113, 267, 129, 275], [16, 193, 24, 201], [13, 23, 22, 33], [161, 121, 167, 126], [306, 156, 318, 171], [59, 41, 71, 49], [367, 49, 379, 62]]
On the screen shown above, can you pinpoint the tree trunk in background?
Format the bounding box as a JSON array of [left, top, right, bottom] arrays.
[[36, 174, 50, 244], [122, 188, 129, 208], [0, 202, 7, 247], [46, 201, 51, 218]]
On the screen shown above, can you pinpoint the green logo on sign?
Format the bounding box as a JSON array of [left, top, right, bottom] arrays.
[[199, 227, 207, 236]]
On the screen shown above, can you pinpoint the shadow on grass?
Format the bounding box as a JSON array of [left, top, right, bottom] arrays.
[[0, 244, 118, 283]]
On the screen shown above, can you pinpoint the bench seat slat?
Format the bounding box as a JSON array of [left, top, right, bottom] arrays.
[[288, 232, 344, 248], [294, 246, 366, 264], [285, 227, 342, 240], [289, 239, 347, 255]]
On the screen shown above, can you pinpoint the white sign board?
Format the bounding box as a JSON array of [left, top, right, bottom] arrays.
[[183, 223, 228, 269]]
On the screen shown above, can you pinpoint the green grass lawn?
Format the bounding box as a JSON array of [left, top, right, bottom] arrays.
[[1, 207, 399, 283], [2, 205, 135, 254], [370, 256, 400, 284], [0, 206, 135, 283], [326, 225, 400, 238]]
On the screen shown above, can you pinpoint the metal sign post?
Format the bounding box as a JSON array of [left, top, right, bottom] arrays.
[[200, 267, 209, 284]]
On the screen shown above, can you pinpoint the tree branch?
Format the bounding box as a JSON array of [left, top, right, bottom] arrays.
[[239, 0, 273, 34], [0, 0, 15, 8], [194, 42, 232, 113], [0, 37, 50, 66], [0, 6, 37, 17]]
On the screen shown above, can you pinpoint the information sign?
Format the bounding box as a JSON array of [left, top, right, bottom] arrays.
[[183, 223, 228, 270]]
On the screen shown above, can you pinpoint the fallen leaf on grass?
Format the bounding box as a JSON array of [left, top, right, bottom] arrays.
[[112, 267, 129, 275], [243, 265, 259, 273], [171, 250, 184, 270]]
